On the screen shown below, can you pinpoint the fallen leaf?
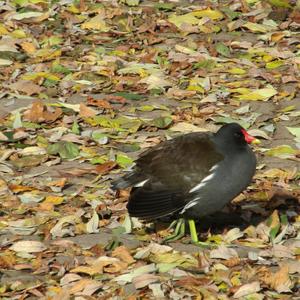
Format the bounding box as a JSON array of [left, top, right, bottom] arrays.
[[9, 80, 44, 96], [233, 281, 261, 298], [47, 141, 79, 159], [112, 246, 135, 265], [132, 274, 159, 289], [235, 87, 277, 101], [264, 265, 293, 293], [114, 264, 157, 285], [86, 210, 99, 233], [170, 122, 208, 133], [81, 14, 110, 32], [95, 161, 116, 174], [10, 241, 47, 253], [79, 103, 97, 118], [266, 145, 298, 159], [87, 97, 112, 109], [23, 100, 62, 123], [210, 246, 239, 259]]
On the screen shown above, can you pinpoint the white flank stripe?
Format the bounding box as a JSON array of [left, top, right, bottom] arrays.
[[134, 179, 149, 187], [189, 172, 215, 193], [180, 197, 200, 214], [209, 164, 219, 172]]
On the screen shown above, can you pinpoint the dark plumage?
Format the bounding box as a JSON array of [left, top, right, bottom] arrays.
[[112, 123, 257, 223]]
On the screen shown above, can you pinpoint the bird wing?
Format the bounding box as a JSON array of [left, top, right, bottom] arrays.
[[126, 132, 224, 219]]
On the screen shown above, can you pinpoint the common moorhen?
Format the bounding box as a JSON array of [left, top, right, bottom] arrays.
[[112, 123, 257, 244]]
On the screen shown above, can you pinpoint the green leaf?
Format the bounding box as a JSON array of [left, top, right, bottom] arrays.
[[85, 116, 141, 133], [265, 60, 284, 69], [151, 116, 173, 129], [47, 141, 79, 159], [116, 153, 134, 168], [216, 42, 230, 57], [266, 145, 298, 159], [92, 132, 108, 144], [193, 59, 216, 70], [90, 156, 107, 165], [114, 92, 143, 101], [72, 121, 80, 134], [221, 7, 241, 20], [154, 2, 174, 11], [267, 0, 292, 8]]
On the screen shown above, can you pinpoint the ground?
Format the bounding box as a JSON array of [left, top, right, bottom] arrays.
[[0, 0, 300, 299]]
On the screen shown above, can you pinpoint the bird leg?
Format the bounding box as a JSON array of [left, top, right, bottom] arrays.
[[188, 219, 213, 248], [163, 218, 186, 243]]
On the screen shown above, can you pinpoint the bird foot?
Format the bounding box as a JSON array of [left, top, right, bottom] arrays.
[[191, 240, 214, 249], [163, 218, 185, 243]]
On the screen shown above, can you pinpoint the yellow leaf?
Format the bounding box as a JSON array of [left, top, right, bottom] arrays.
[[20, 42, 36, 55], [44, 195, 64, 205], [226, 80, 251, 88], [192, 9, 224, 20], [34, 48, 61, 60], [67, 4, 81, 14], [235, 87, 277, 101], [175, 45, 197, 55], [262, 54, 274, 62], [231, 88, 250, 94], [187, 77, 210, 92], [81, 14, 110, 32], [22, 72, 60, 81], [243, 22, 269, 33], [266, 60, 284, 69], [228, 68, 246, 75], [11, 29, 27, 38], [168, 13, 199, 28], [0, 24, 8, 35]]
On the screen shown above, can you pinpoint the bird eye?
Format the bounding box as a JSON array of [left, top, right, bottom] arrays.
[[234, 131, 243, 138]]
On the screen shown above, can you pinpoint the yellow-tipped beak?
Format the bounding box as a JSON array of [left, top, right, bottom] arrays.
[[251, 138, 261, 145]]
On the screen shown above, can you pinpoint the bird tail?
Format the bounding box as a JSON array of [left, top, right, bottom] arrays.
[[111, 172, 144, 190]]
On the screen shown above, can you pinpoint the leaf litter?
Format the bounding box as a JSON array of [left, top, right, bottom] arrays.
[[0, 0, 299, 299]]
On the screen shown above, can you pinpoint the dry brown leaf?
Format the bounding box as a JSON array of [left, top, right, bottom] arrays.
[[43, 107, 63, 123], [210, 245, 239, 260], [0, 251, 16, 268], [9, 80, 43, 95], [69, 279, 94, 294], [71, 256, 127, 276], [176, 276, 211, 288], [166, 87, 197, 99], [47, 178, 67, 187], [23, 100, 44, 122], [23, 100, 62, 123], [79, 103, 97, 118], [58, 166, 97, 177], [0, 131, 8, 141], [233, 281, 261, 298], [263, 265, 293, 293], [112, 245, 135, 265], [95, 161, 117, 174], [132, 274, 159, 289], [87, 96, 112, 109]]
